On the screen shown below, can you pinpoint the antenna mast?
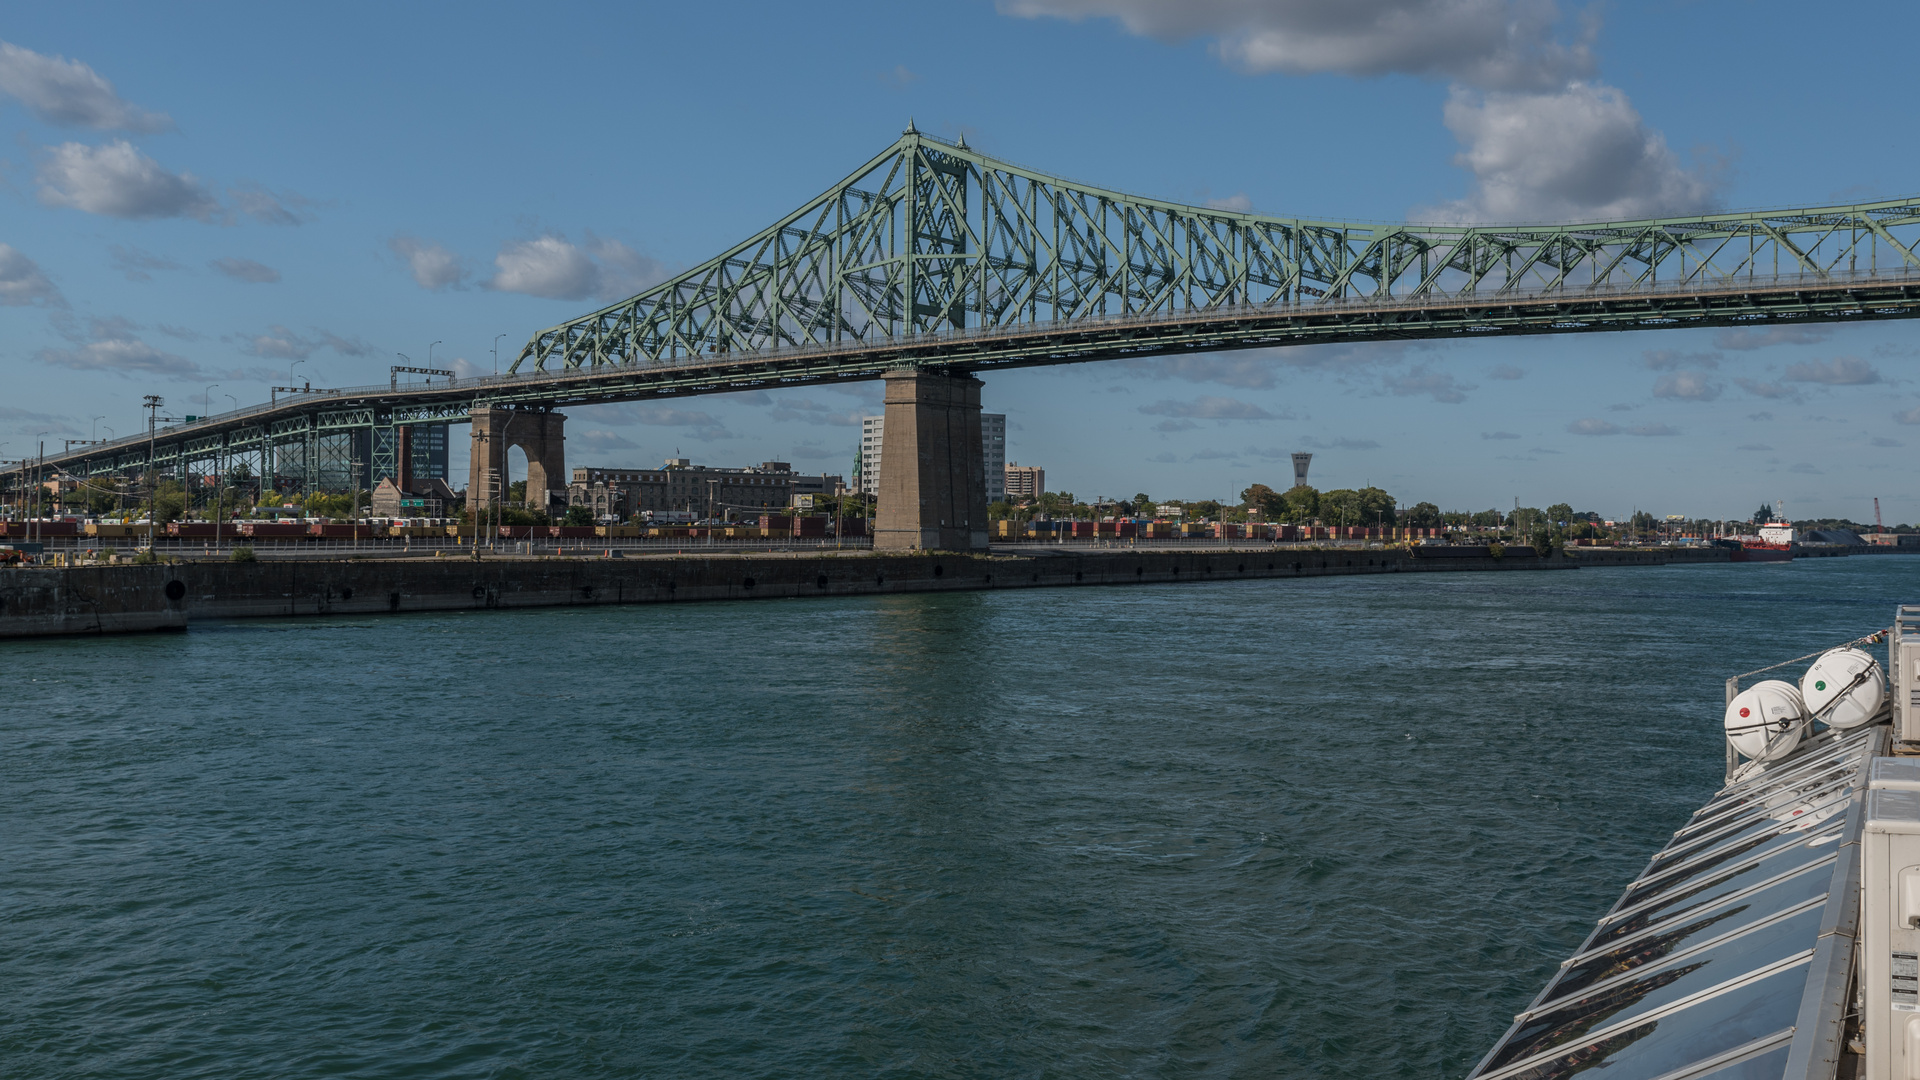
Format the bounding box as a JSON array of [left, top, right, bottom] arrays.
[[1876, 497, 1884, 537]]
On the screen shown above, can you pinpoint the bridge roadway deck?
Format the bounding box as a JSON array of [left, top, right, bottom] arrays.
[[15, 267, 1920, 481], [0, 545, 1726, 636]]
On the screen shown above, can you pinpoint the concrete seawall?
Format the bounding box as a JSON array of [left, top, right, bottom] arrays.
[[0, 545, 1726, 637]]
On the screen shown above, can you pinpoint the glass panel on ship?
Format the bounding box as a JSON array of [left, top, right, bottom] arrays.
[[1464, 614, 1915, 1080]]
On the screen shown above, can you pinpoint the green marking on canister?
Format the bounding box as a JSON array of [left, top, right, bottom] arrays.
[[1816, 680, 1827, 691]]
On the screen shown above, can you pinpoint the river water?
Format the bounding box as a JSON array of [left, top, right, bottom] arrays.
[[4, 557, 1913, 1078]]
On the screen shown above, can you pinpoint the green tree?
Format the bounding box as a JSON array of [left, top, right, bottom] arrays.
[[1545, 502, 1575, 528], [1401, 501, 1441, 529], [1279, 484, 1319, 523], [1187, 499, 1223, 521], [1130, 492, 1154, 518], [563, 505, 595, 527], [1753, 503, 1773, 524], [1240, 483, 1283, 520]]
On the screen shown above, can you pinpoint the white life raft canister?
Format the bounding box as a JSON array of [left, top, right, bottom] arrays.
[[1724, 680, 1807, 761], [1799, 647, 1887, 729]]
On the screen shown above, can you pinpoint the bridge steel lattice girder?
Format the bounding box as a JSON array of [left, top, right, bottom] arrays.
[[20, 130, 1920, 484]]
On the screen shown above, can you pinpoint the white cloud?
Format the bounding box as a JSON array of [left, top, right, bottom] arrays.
[[228, 182, 320, 226], [601, 404, 728, 441], [1000, 0, 1595, 91], [585, 233, 670, 299], [485, 233, 669, 302], [768, 398, 862, 426], [1206, 192, 1255, 212], [39, 318, 199, 378], [1425, 83, 1718, 223], [235, 325, 372, 361], [210, 257, 280, 284], [0, 243, 65, 308], [1736, 378, 1798, 401], [388, 234, 467, 290], [1895, 406, 1920, 426], [1643, 349, 1718, 370], [0, 40, 172, 131], [1713, 325, 1831, 351], [1782, 356, 1881, 385], [1567, 418, 1619, 435], [1117, 354, 1278, 389], [578, 430, 639, 450], [878, 65, 920, 88], [1383, 365, 1471, 403], [1139, 395, 1279, 420], [489, 235, 596, 300], [1652, 371, 1720, 401], [36, 140, 219, 221], [108, 244, 182, 282]]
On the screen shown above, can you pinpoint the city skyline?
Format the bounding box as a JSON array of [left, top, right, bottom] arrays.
[[1, 3, 1917, 521]]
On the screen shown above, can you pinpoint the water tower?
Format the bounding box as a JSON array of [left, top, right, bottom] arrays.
[[1291, 452, 1312, 488]]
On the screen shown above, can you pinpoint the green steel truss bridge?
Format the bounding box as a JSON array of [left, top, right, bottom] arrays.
[[17, 125, 1920, 492]]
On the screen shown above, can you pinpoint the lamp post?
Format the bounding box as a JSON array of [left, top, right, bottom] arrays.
[[289, 359, 305, 389], [492, 334, 506, 376], [144, 395, 162, 549], [200, 385, 218, 521], [428, 341, 442, 369], [33, 432, 48, 546]]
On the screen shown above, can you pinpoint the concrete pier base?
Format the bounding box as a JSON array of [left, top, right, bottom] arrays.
[[873, 368, 988, 552], [469, 408, 566, 514]]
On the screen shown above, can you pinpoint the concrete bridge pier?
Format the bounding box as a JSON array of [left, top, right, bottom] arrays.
[[873, 368, 989, 552], [468, 407, 566, 512]]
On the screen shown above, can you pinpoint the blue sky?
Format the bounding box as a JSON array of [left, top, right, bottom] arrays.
[[2, 1, 1918, 522]]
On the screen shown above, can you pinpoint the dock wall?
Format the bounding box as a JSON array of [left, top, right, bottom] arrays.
[[0, 545, 1726, 637]]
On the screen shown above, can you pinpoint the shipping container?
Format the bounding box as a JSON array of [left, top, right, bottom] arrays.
[[595, 525, 641, 539], [241, 522, 309, 538], [793, 516, 827, 537], [758, 514, 793, 531]]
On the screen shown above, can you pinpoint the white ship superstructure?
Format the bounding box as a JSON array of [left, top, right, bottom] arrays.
[[1467, 606, 1920, 1080]]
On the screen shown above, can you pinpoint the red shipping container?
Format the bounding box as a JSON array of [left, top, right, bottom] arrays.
[[241, 522, 309, 538], [495, 525, 537, 539], [1115, 522, 1138, 538], [1069, 522, 1095, 537]]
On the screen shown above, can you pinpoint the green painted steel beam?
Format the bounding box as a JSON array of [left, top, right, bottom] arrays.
[[18, 128, 1920, 484]]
